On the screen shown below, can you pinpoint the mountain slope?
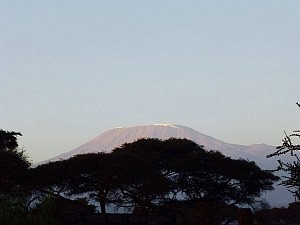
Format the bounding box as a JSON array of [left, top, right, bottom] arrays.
[[45, 124, 275, 167], [39, 124, 293, 206]]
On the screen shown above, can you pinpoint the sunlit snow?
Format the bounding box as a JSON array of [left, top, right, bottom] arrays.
[[37, 124, 293, 207]]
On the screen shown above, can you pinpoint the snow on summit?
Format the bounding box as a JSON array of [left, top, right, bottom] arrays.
[[43, 124, 275, 167], [36, 124, 293, 206]]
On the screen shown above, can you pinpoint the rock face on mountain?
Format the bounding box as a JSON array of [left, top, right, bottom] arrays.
[[40, 124, 293, 206]]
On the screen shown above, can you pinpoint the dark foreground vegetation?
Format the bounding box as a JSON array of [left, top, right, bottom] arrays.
[[1, 117, 300, 225]]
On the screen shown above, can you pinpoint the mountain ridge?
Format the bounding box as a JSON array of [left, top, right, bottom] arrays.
[[41, 124, 275, 167], [36, 124, 293, 206]]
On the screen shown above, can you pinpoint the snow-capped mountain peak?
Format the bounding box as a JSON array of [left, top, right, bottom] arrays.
[[37, 124, 293, 206], [43, 124, 272, 165]]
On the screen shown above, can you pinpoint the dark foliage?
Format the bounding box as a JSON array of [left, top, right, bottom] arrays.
[[178, 151, 277, 205], [0, 130, 30, 194], [27, 138, 277, 217], [0, 129, 281, 224], [255, 202, 300, 225], [111, 138, 277, 210], [0, 130, 32, 224], [267, 102, 300, 200], [65, 153, 119, 214]]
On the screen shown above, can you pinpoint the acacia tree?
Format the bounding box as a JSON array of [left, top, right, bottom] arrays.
[[178, 150, 277, 205], [111, 139, 173, 210], [0, 130, 31, 225], [29, 153, 120, 214], [267, 102, 300, 200], [65, 153, 120, 214], [27, 159, 73, 196], [29, 138, 278, 214], [111, 138, 278, 210], [111, 138, 209, 209], [0, 130, 30, 194]]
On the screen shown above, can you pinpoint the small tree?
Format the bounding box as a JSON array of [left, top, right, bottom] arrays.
[[267, 102, 300, 200], [0, 130, 31, 224], [0, 130, 30, 194]]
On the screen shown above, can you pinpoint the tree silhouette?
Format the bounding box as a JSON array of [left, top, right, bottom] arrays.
[[65, 153, 120, 214], [111, 140, 172, 210], [267, 103, 300, 200], [27, 159, 72, 195], [0, 130, 30, 194], [29, 138, 278, 216], [178, 150, 277, 205], [111, 138, 278, 210], [29, 153, 120, 214], [0, 130, 31, 224]]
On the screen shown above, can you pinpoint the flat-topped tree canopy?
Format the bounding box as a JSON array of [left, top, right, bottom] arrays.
[[29, 138, 278, 214]]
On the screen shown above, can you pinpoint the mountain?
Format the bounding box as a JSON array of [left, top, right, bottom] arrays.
[[39, 124, 293, 206], [45, 124, 274, 166]]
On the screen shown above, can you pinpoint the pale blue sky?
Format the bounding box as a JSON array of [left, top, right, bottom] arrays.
[[1, 1, 300, 163]]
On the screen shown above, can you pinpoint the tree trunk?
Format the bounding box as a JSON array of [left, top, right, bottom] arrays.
[[99, 201, 106, 214], [98, 192, 107, 214], [99, 199, 107, 223]]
